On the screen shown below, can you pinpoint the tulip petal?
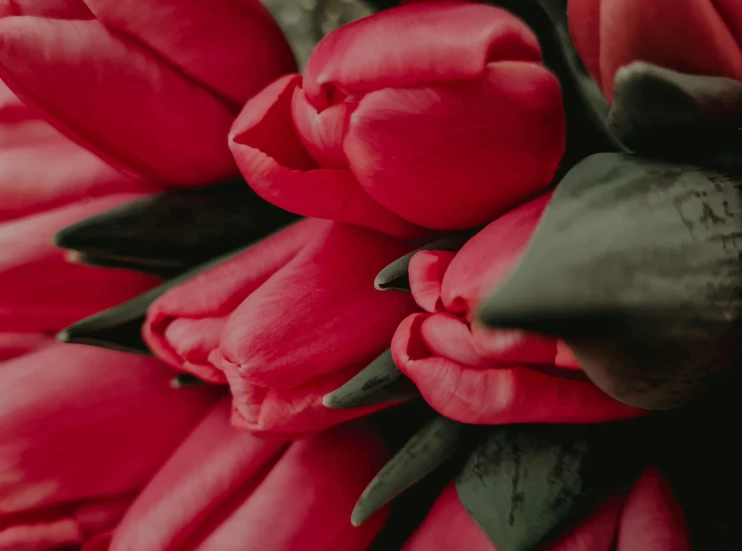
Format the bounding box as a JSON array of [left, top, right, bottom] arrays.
[[0, 0, 91, 18], [83, 0, 295, 106], [401, 483, 495, 551], [408, 251, 456, 313], [615, 468, 691, 551], [597, 0, 742, 101], [222, 357, 385, 436], [0, 120, 154, 222], [345, 62, 564, 230], [193, 423, 388, 551], [218, 221, 417, 390], [0, 17, 236, 185], [0, 196, 158, 333], [0, 343, 220, 517], [438, 194, 550, 317], [144, 219, 318, 379], [0, 333, 47, 361], [567, 0, 603, 89], [303, 3, 542, 105], [107, 399, 287, 551], [230, 75, 424, 237], [393, 314, 645, 424]]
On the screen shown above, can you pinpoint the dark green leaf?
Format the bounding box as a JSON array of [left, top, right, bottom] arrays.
[[55, 178, 298, 277], [456, 423, 638, 551], [479, 153, 742, 410]]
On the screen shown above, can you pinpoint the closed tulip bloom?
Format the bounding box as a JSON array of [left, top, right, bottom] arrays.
[[94, 399, 387, 551], [0, 195, 159, 332], [392, 194, 644, 424], [403, 468, 689, 551], [0, 0, 296, 186], [230, 2, 565, 237], [0, 341, 221, 551], [145, 219, 417, 435], [569, 0, 742, 100]]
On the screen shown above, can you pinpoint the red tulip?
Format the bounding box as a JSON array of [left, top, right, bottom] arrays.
[[402, 468, 690, 551], [229, 2, 565, 237], [0, 195, 160, 332], [0, 0, 296, 186], [569, 0, 742, 101], [92, 399, 387, 551], [145, 219, 417, 435], [392, 194, 644, 424], [0, 332, 46, 361], [0, 340, 221, 551]]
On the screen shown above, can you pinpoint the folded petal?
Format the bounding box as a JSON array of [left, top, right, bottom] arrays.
[[615, 468, 692, 551], [407, 250, 456, 313], [230, 75, 424, 237], [221, 357, 386, 436], [218, 221, 417, 389], [0, 17, 236, 185], [393, 314, 645, 424], [144, 219, 318, 380], [84, 0, 296, 105], [303, 3, 542, 106], [570, 0, 742, 101], [194, 423, 388, 551], [0, 196, 159, 332], [438, 194, 550, 316], [0, 119, 155, 222], [401, 483, 495, 551], [345, 63, 563, 230], [106, 398, 287, 551], [0, 342, 220, 518]]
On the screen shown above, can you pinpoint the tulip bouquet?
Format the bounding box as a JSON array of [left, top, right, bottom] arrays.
[[1, 0, 740, 549]]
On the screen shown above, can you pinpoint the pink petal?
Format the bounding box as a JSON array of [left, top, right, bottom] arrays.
[[0, 196, 159, 333], [107, 398, 287, 551], [545, 494, 623, 551], [84, 0, 296, 105], [144, 219, 318, 380], [218, 221, 417, 390], [596, 0, 742, 101], [0, 517, 83, 551], [401, 483, 495, 551], [408, 250, 456, 313], [0, 0, 91, 18], [438, 194, 550, 316], [229, 75, 424, 237], [616, 468, 691, 551], [567, 0, 603, 89], [303, 2, 542, 106], [0, 17, 236, 185], [0, 333, 47, 361], [194, 423, 388, 551], [221, 358, 385, 436], [345, 63, 563, 230], [0, 118, 155, 222], [0, 343, 220, 518], [393, 314, 646, 424]]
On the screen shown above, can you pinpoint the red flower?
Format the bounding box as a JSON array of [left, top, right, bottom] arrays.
[[0, 0, 296, 186], [392, 194, 644, 424], [88, 400, 387, 551], [230, 2, 565, 237], [0, 340, 220, 551], [402, 468, 690, 551], [569, 0, 742, 100], [144, 219, 417, 435]]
